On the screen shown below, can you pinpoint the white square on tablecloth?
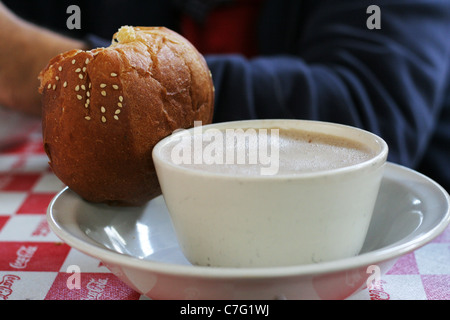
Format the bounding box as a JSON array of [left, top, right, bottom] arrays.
[[0, 214, 60, 242], [0, 156, 20, 172], [414, 243, 450, 275], [381, 275, 428, 300], [0, 192, 28, 214], [32, 172, 65, 193], [19, 155, 50, 173]]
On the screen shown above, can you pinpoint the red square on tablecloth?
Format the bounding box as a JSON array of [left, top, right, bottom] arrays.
[[0, 216, 9, 232], [4, 139, 45, 155], [0, 241, 71, 272], [421, 275, 450, 300], [386, 252, 420, 275], [15, 193, 57, 214], [45, 272, 141, 300], [0, 173, 41, 191]]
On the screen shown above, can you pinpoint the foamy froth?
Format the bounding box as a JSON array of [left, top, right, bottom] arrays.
[[276, 129, 374, 174], [163, 127, 375, 175]]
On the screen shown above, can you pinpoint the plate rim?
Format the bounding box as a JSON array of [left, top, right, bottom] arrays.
[[47, 162, 450, 280]]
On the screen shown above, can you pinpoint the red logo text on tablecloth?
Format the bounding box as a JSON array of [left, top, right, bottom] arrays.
[[82, 278, 109, 300], [368, 279, 390, 300], [9, 245, 38, 269], [31, 218, 51, 237], [366, 265, 390, 300], [45, 272, 141, 300], [0, 242, 71, 271], [0, 274, 20, 300]]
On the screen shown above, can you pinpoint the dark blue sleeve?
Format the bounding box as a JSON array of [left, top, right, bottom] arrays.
[[206, 0, 450, 168], [85, 34, 111, 49]]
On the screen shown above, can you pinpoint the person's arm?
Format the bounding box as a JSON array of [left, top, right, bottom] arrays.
[[0, 1, 88, 116], [207, 0, 450, 168]]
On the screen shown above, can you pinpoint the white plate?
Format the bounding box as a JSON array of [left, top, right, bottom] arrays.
[[47, 163, 450, 300]]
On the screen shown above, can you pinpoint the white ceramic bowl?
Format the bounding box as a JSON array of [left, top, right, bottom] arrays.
[[47, 163, 450, 299], [152, 120, 388, 267]]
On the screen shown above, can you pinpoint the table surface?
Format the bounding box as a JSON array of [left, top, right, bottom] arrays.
[[0, 122, 448, 301]]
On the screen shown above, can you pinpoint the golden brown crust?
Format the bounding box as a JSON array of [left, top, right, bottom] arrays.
[[39, 26, 214, 206]]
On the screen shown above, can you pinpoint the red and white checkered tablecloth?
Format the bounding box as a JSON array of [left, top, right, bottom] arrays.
[[0, 123, 448, 300]]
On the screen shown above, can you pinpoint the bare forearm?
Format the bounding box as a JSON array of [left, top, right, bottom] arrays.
[[0, 2, 87, 115]]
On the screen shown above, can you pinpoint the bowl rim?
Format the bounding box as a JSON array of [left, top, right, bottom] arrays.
[[152, 119, 389, 180]]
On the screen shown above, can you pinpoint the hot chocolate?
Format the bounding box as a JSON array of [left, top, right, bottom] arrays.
[[162, 126, 375, 176]]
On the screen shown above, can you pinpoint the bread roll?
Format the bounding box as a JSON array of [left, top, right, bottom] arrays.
[[39, 26, 214, 206]]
